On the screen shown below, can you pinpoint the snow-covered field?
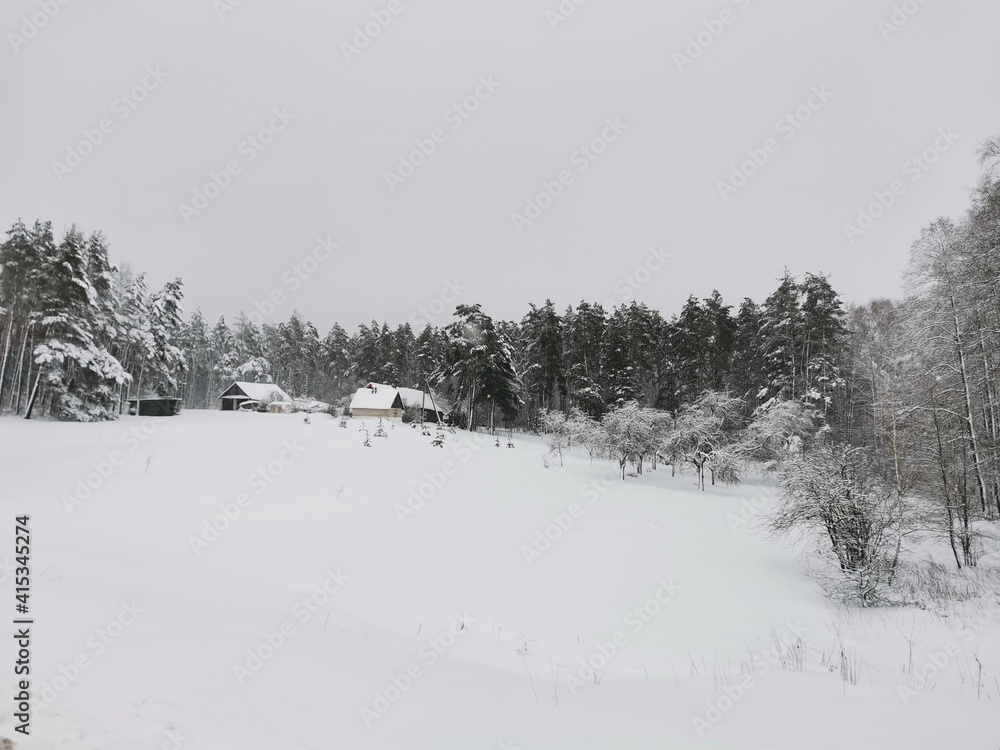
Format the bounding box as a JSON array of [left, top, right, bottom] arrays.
[[1, 411, 998, 749]]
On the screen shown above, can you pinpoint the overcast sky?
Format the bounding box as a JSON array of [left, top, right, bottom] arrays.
[[2, 0, 997, 331]]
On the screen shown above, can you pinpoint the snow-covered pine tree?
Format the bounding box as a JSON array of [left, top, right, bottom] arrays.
[[30, 226, 129, 420], [760, 270, 802, 403], [522, 300, 567, 419], [434, 304, 522, 431], [729, 297, 768, 416], [562, 301, 607, 418]]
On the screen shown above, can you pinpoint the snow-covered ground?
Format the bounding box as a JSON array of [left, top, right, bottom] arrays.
[[1, 411, 998, 749]]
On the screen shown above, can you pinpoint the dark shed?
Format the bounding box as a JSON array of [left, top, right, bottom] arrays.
[[127, 397, 182, 417]]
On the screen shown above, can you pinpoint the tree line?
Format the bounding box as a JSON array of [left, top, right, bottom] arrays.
[[172, 273, 847, 429], [4, 137, 1000, 603]]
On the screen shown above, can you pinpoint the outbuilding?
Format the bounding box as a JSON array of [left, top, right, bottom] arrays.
[[349, 383, 446, 421], [126, 397, 182, 417], [397, 387, 447, 423], [218, 381, 292, 411]]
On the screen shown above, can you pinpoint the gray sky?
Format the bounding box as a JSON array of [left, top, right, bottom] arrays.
[[2, 0, 997, 331]]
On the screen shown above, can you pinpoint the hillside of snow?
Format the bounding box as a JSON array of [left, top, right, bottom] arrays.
[[1, 411, 998, 749]]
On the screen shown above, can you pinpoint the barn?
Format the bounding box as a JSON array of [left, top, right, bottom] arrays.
[[349, 383, 446, 422], [218, 381, 292, 411]]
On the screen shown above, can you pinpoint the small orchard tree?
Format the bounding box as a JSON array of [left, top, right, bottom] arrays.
[[772, 442, 907, 605], [601, 401, 661, 479], [564, 406, 594, 446], [661, 391, 744, 490], [574, 416, 610, 464], [538, 408, 571, 466]]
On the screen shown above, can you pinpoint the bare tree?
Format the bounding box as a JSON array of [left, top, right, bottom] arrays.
[[660, 391, 744, 490], [772, 442, 907, 605]]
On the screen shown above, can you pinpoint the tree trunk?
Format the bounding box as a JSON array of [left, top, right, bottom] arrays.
[[888, 409, 904, 581], [0, 313, 13, 413], [23, 371, 42, 419], [10, 322, 30, 413], [16, 325, 35, 416], [977, 331, 1000, 515], [949, 293, 989, 513]]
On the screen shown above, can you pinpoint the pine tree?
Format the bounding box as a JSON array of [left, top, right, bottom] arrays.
[[435, 304, 522, 430], [799, 273, 846, 415], [179, 309, 212, 407], [521, 300, 566, 418], [322, 323, 353, 395], [563, 302, 606, 417], [760, 270, 802, 402], [30, 226, 128, 420], [729, 297, 768, 413]]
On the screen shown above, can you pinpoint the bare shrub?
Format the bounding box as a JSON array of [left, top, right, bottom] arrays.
[[772, 443, 909, 606]]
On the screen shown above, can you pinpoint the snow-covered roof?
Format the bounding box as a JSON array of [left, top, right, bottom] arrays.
[[350, 383, 448, 413], [233, 382, 291, 402], [397, 387, 447, 413], [349, 383, 401, 410]]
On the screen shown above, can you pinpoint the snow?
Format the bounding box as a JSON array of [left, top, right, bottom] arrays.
[[350, 384, 447, 415], [396, 387, 447, 415], [1, 411, 998, 749], [230, 382, 291, 402], [349, 383, 401, 411], [291, 398, 331, 414]]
